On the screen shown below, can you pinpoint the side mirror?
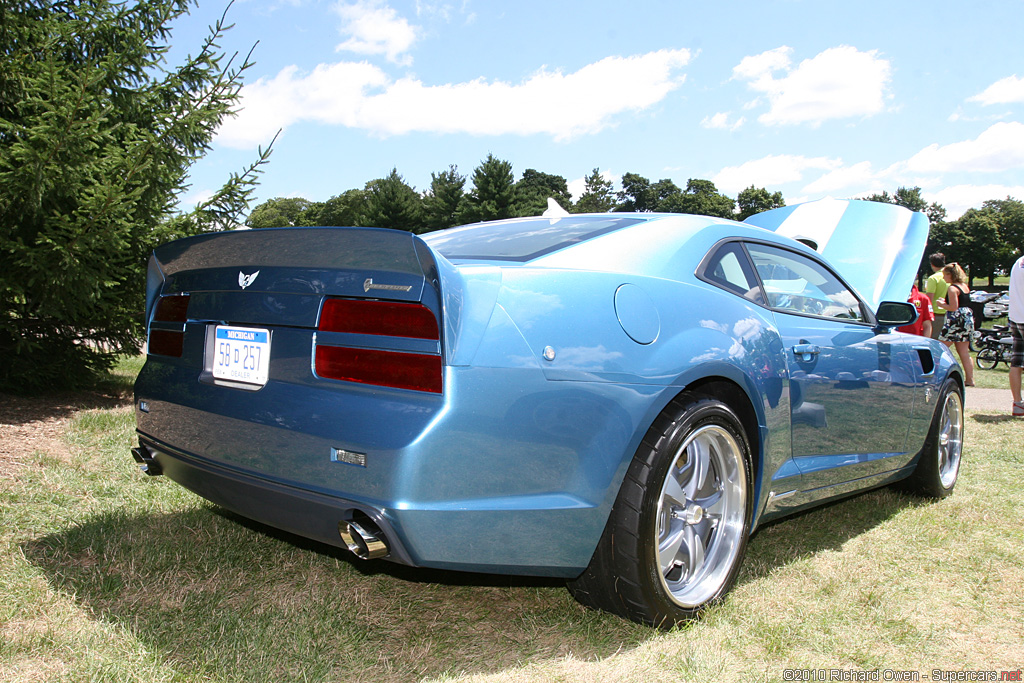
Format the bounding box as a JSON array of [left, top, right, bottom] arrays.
[[875, 300, 918, 328]]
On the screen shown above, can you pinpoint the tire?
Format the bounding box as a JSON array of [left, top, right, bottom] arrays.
[[567, 395, 753, 627], [898, 378, 964, 499], [976, 347, 998, 370]]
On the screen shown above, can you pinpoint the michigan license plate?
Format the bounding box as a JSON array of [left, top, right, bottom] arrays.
[[213, 326, 270, 386]]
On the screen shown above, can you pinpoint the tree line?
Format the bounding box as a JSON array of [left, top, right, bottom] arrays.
[[247, 160, 1023, 288], [244, 155, 787, 231]]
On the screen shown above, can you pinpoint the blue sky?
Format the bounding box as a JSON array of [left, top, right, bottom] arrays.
[[169, 0, 1024, 220]]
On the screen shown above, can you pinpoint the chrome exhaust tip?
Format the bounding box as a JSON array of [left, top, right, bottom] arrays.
[[339, 519, 389, 560], [131, 445, 163, 476]]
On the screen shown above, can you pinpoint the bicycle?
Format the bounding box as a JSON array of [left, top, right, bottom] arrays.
[[975, 331, 1013, 369]]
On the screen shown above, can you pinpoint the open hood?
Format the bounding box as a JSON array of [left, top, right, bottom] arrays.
[[744, 197, 929, 310]]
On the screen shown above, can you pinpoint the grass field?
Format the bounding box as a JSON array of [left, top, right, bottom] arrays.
[[1, 357, 1022, 682]]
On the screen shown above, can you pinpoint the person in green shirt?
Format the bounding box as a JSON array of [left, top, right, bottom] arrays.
[[923, 252, 949, 340]]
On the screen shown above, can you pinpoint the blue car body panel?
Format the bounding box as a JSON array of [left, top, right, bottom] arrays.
[[134, 201, 961, 578]]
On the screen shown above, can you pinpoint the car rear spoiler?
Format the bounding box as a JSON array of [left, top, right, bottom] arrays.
[[146, 226, 441, 322]]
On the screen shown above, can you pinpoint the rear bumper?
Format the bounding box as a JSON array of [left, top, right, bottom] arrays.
[[134, 435, 417, 566]]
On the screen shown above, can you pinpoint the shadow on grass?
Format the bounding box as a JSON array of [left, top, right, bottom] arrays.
[[970, 413, 1020, 424], [0, 389, 132, 427], [20, 480, 922, 681], [741, 485, 925, 577]]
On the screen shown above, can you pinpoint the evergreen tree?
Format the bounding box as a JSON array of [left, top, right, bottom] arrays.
[[573, 168, 615, 214], [422, 165, 466, 231], [514, 169, 571, 216], [458, 154, 516, 223], [0, 0, 269, 391], [360, 168, 424, 232]]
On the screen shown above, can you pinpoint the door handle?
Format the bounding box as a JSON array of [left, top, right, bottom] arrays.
[[793, 343, 820, 362]]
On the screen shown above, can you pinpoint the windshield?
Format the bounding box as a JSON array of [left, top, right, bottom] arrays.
[[423, 216, 644, 262]]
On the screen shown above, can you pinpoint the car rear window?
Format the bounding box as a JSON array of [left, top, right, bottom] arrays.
[[423, 216, 644, 262]]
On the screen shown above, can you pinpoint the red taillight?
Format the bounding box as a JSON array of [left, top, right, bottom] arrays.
[[315, 346, 442, 393], [149, 294, 190, 357], [148, 329, 185, 357], [315, 298, 442, 393], [318, 298, 438, 339], [154, 295, 190, 323]]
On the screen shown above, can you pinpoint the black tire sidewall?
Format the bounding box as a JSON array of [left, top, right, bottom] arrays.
[[634, 398, 754, 621]]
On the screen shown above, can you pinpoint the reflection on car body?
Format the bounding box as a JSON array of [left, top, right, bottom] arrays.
[[132, 198, 965, 626]]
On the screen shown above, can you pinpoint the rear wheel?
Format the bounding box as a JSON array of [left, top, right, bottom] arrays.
[[568, 395, 752, 627], [899, 378, 964, 498], [976, 347, 999, 370]]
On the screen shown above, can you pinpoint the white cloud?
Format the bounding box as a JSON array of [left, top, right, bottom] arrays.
[[713, 154, 840, 194], [334, 0, 419, 65], [178, 188, 215, 209], [700, 112, 745, 131], [732, 46, 792, 86], [217, 49, 692, 148], [905, 121, 1024, 173], [733, 46, 892, 127], [968, 75, 1024, 106], [925, 184, 1024, 220], [801, 161, 880, 195]]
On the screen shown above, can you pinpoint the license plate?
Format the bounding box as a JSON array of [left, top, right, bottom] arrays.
[[213, 326, 270, 386]]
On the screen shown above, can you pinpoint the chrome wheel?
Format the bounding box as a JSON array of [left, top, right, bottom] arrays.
[[937, 390, 963, 489], [655, 424, 748, 608]]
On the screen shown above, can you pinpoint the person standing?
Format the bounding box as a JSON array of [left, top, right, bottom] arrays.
[[1009, 252, 1024, 416], [924, 252, 949, 340], [936, 263, 975, 387], [898, 283, 935, 337]]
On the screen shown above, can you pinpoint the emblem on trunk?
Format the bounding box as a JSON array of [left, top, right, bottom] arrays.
[[363, 278, 412, 293], [238, 270, 260, 289]]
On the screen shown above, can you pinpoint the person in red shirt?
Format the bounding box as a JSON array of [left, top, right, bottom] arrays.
[[898, 284, 935, 337]]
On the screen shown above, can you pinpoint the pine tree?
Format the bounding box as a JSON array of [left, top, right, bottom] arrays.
[[0, 0, 270, 391], [360, 169, 424, 232], [458, 154, 516, 224], [573, 168, 615, 214], [422, 165, 466, 231]]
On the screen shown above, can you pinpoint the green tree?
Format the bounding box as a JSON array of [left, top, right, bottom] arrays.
[[736, 185, 785, 220], [422, 165, 465, 231], [615, 172, 654, 212], [866, 186, 946, 225], [573, 168, 615, 214], [954, 208, 1002, 286], [981, 197, 1024, 277], [665, 179, 735, 218], [307, 189, 366, 227], [245, 197, 315, 228], [514, 169, 571, 216], [360, 168, 424, 232], [0, 0, 269, 391], [458, 154, 516, 223]]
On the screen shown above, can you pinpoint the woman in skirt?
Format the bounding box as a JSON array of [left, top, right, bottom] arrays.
[[936, 262, 975, 386]]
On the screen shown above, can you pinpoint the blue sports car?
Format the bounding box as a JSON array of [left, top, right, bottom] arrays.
[[132, 197, 965, 626]]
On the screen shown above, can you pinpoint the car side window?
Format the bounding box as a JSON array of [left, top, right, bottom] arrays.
[[745, 243, 864, 321], [701, 242, 766, 306]]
